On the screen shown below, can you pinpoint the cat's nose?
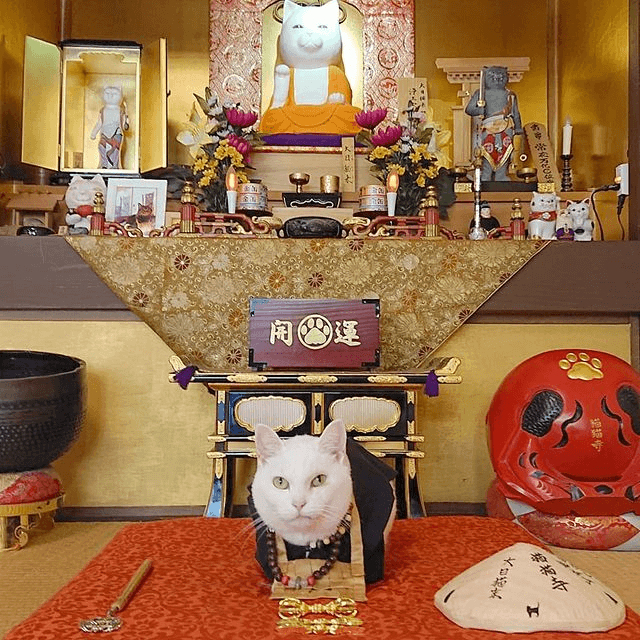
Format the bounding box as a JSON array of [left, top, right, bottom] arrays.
[[292, 500, 307, 512]]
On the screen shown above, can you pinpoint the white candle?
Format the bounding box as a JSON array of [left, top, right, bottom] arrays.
[[562, 117, 573, 156], [474, 166, 481, 191]]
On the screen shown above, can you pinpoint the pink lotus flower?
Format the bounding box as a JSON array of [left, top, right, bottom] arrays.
[[355, 108, 388, 130], [226, 108, 258, 128], [371, 125, 403, 147], [227, 133, 251, 160]]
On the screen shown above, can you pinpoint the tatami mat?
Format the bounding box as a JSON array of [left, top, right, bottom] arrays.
[[0, 522, 126, 639], [1, 522, 640, 638]]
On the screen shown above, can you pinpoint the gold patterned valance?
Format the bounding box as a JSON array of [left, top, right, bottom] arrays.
[[66, 237, 546, 371]]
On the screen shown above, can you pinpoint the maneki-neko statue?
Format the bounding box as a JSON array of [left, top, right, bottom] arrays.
[[487, 349, 640, 550], [259, 0, 361, 136]]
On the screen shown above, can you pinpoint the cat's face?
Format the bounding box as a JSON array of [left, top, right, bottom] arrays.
[[484, 66, 508, 90], [251, 420, 352, 547], [530, 191, 559, 212], [65, 175, 106, 208], [279, 0, 342, 69], [567, 199, 590, 222], [103, 86, 123, 105]]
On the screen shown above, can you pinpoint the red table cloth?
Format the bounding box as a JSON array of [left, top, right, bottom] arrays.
[[8, 516, 640, 639]]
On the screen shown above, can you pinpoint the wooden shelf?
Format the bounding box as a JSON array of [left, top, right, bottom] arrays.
[[0, 237, 639, 318]]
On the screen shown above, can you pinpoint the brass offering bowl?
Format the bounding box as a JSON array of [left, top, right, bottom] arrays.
[[289, 172, 310, 193]]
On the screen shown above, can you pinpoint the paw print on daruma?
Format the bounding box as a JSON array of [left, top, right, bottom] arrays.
[[558, 352, 604, 380]]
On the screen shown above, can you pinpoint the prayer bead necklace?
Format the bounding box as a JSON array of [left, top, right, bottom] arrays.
[[266, 506, 352, 588]]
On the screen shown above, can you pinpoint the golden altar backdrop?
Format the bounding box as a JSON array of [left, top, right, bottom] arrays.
[[66, 237, 546, 371]]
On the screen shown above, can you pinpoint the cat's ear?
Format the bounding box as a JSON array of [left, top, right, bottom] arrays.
[[283, 0, 297, 21], [92, 175, 107, 191], [323, 0, 340, 19], [254, 424, 283, 463], [69, 175, 82, 185], [567, 200, 575, 207], [319, 419, 347, 460]]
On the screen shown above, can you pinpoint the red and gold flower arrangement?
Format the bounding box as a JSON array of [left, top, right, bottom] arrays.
[[355, 107, 454, 217], [178, 88, 262, 212]]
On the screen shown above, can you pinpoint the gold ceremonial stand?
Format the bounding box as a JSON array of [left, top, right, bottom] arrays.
[[0, 494, 64, 551]]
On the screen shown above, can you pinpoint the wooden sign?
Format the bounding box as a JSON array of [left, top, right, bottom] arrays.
[[397, 77, 429, 125], [249, 298, 380, 370], [341, 137, 356, 193], [524, 122, 562, 192]]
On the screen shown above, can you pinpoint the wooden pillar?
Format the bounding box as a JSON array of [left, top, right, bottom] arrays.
[[630, 0, 639, 238]]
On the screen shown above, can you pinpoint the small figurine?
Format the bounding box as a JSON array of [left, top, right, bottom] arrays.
[[64, 174, 106, 234], [528, 191, 560, 240], [469, 200, 501, 234], [90, 85, 129, 170], [567, 198, 594, 241], [465, 66, 523, 182], [555, 207, 574, 241]]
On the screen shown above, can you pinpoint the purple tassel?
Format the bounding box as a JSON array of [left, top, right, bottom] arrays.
[[174, 365, 197, 390], [424, 370, 439, 397]]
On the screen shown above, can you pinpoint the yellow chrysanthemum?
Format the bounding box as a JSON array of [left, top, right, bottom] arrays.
[[199, 175, 211, 187], [426, 165, 439, 179], [416, 173, 426, 187], [203, 167, 216, 179], [388, 163, 405, 176], [237, 171, 249, 183], [370, 146, 393, 160], [193, 156, 207, 172]]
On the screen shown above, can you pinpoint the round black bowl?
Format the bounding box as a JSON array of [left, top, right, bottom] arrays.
[[0, 351, 87, 472]]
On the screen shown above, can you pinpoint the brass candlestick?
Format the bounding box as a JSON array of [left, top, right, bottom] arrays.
[[561, 154, 573, 191], [516, 167, 538, 184], [289, 172, 310, 193]]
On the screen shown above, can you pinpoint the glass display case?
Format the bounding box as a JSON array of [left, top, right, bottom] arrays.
[[21, 37, 167, 176]]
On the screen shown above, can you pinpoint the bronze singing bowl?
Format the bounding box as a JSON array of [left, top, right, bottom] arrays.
[[0, 351, 87, 472]]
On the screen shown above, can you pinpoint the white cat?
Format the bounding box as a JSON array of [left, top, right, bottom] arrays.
[[567, 198, 594, 241], [528, 190, 560, 239], [250, 419, 395, 585], [64, 174, 106, 234], [271, 0, 347, 109]]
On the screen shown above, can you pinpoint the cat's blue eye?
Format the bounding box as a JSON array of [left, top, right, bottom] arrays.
[[273, 476, 289, 490], [311, 474, 326, 487], [319, 24, 328, 29], [293, 24, 303, 29]]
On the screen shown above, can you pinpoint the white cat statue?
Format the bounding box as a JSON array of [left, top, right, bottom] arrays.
[[64, 174, 106, 234], [250, 420, 396, 594], [90, 85, 129, 169], [259, 0, 360, 135], [528, 191, 560, 240], [567, 198, 594, 241]]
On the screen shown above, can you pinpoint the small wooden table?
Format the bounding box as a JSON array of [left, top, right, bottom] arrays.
[[170, 357, 461, 519]]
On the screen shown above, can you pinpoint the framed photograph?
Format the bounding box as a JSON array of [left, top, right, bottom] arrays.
[[105, 178, 167, 236]]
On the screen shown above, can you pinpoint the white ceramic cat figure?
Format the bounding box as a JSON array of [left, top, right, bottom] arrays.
[[567, 198, 594, 241], [90, 85, 129, 169], [272, 0, 346, 109], [260, 0, 360, 135], [528, 191, 560, 240], [64, 174, 106, 234], [250, 419, 396, 586]]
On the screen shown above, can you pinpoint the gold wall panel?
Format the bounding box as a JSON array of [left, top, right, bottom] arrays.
[[1, 1, 60, 178], [559, 1, 628, 193]]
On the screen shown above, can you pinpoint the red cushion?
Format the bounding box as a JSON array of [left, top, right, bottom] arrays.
[[0, 469, 62, 505]]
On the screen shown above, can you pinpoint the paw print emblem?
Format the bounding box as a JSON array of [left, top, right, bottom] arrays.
[[297, 314, 333, 350], [558, 352, 604, 380]]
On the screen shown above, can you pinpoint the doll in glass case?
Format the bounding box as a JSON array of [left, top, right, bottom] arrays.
[[90, 85, 129, 170]]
